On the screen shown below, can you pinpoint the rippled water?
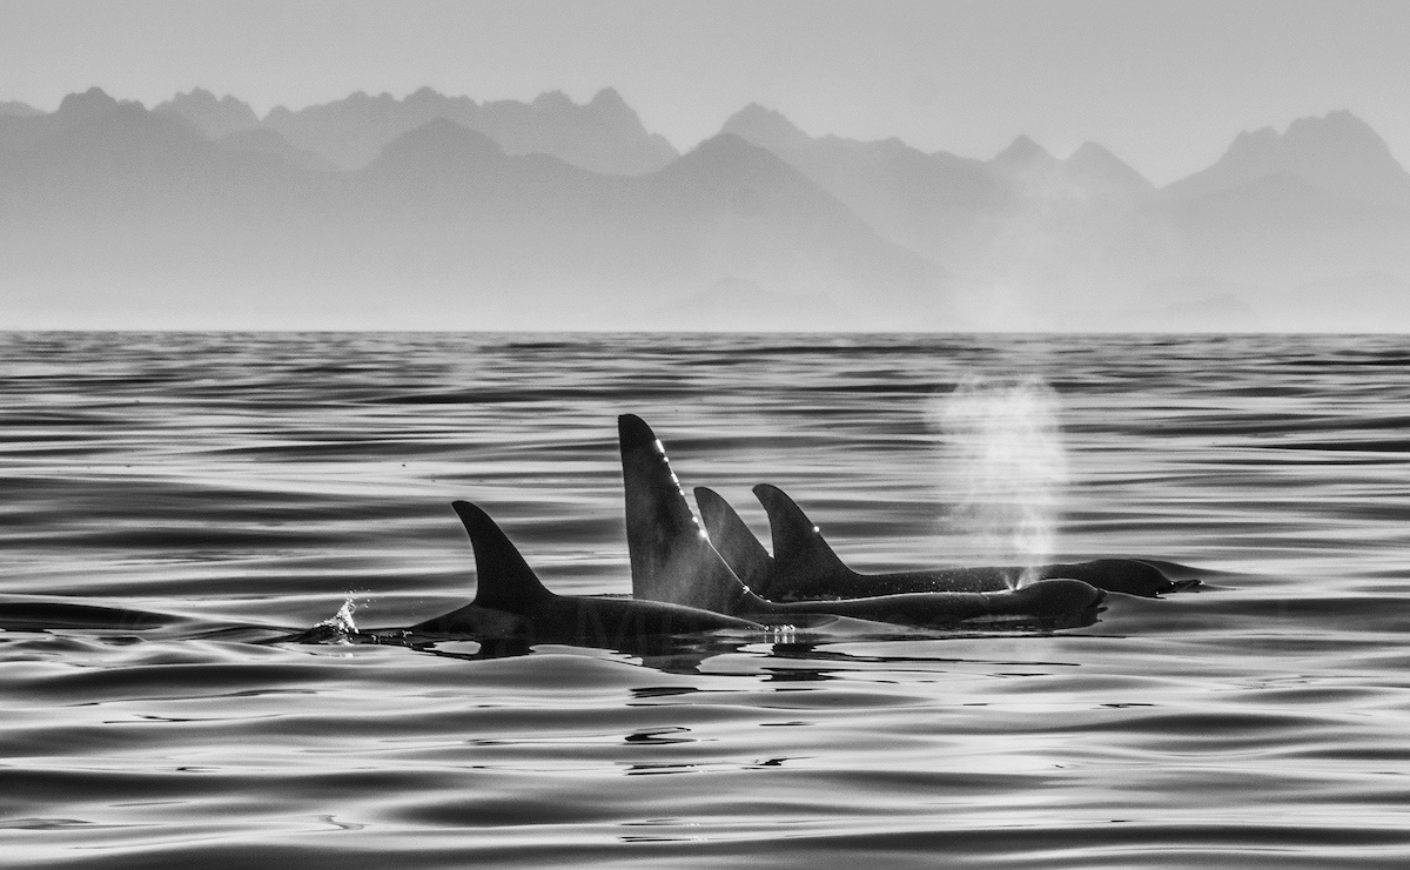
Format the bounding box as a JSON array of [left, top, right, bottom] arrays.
[[3, 332, 1409, 868]]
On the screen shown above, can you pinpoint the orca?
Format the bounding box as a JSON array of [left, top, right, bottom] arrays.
[[697, 483, 1200, 599], [19, 499, 758, 658], [406, 500, 761, 648], [619, 414, 1106, 629]]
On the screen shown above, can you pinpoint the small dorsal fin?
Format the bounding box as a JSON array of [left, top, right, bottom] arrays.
[[694, 486, 775, 594], [618, 415, 751, 615], [452, 500, 555, 613], [752, 484, 856, 583]]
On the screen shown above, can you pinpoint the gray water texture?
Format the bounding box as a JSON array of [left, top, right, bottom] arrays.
[[3, 331, 1409, 868]]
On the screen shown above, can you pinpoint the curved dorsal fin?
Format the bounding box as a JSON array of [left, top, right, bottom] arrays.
[[694, 486, 775, 594], [452, 500, 555, 613], [752, 484, 856, 584], [618, 414, 751, 615]]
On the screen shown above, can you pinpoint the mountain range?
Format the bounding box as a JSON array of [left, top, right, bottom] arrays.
[[154, 86, 680, 176], [3, 86, 1409, 331]]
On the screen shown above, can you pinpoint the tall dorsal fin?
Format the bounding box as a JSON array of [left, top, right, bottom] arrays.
[[694, 486, 775, 594], [618, 414, 751, 614], [452, 500, 555, 613], [752, 484, 856, 583]]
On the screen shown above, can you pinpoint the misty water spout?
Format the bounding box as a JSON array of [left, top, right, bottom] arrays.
[[931, 375, 1069, 588]]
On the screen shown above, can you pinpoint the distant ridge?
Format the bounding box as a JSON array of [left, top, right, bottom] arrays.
[[720, 103, 815, 152], [217, 127, 336, 173], [22, 99, 207, 166], [0, 87, 144, 150], [261, 86, 678, 175], [990, 134, 1060, 175], [707, 101, 1410, 329], [717, 101, 1008, 265], [1163, 110, 1410, 210], [155, 88, 261, 139], [4, 86, 1410, 331], [0, 101, 940, 330], [368, 117, 506, 172], [0, 100, 40, 118], [1064, 142, 1155, 197]]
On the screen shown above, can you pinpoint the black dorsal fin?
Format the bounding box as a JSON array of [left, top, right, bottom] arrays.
[[452, 500, 555, 613], [618, 414, 752, 615], [752, 484, 856, 583], [694, 486, 775, 594]]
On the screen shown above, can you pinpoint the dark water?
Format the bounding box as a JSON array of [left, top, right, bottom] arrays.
[[3, 332, 1409, 869]]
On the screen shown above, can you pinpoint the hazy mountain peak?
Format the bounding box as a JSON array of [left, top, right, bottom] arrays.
[[721, 104, 812, 155], [720, 103, 814, 152], [668, 132, 802, 186], [57, 87, 123, 118], [369, 117, 504, 172], [684, 132, 774, 161], [532, 89, 574, 109], [0, 100, 41, 117], [0, 88, 143, 151], [1290, 108, 1364, 132], [1066, 141, 1154, 191], [154, 87, 260, 139], [1166, 109, 1410, 209], [1283, 109, 1395, 160], [217, 127, 337, 172], [168, 87, 216, 106], [345, 90, 397, 104], [1068, 140, 1117, 163], [588, 87, 628, 109], [37, 100, 208, 163], [260, 85, 676, 175], [397, 116, 501, 149], [992, 134, 1056, 170], [1229, 125, 1278, 149], [408, 86, 445, 101]]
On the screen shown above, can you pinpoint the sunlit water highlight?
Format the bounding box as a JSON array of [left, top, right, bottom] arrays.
[[2, 331, 1410, 869]]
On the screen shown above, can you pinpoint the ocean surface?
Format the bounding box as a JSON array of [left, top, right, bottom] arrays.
[[3, 331, 1409, 869]]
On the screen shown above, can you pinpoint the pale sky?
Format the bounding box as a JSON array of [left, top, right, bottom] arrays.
[[3, 0, 1409, 184]]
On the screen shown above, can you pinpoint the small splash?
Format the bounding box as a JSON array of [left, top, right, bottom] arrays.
[[309, 596, 360, 644], [931, 374, 1069, 588]]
